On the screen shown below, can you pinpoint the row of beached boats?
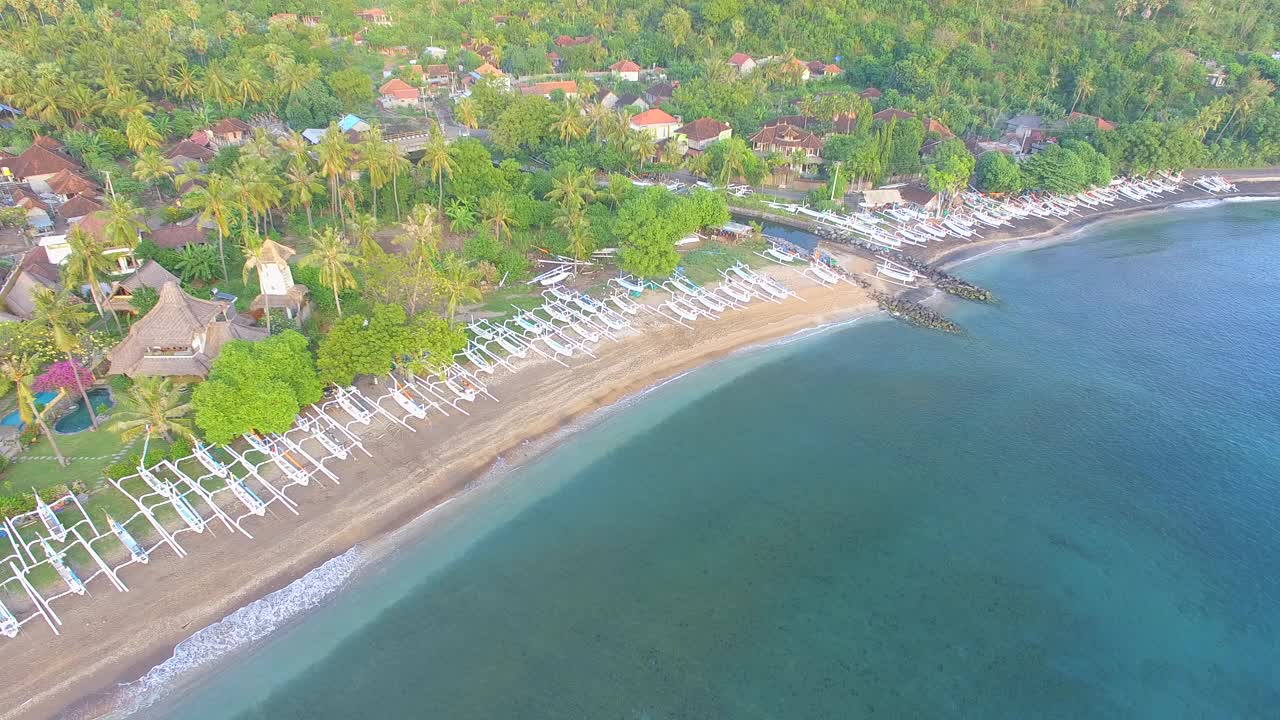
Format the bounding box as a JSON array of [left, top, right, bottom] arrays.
[[765, 171, 1228, 250], [0, 265, 816, 640]]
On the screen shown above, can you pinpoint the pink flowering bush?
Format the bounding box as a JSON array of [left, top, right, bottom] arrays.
[[31, 360, 95, 394]]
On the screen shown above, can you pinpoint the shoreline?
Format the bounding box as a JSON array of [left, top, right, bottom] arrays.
[[14, 174, 1280, 720], [3, 270, 878, 720]]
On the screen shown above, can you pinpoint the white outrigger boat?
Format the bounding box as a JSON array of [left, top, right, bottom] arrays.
[[869, 258, 921, 288], [107, 514, 148, 563], [41, 539, 86, 596], [194, 442, 229, 478], [228, 477, 267, 516], [139, 466, 206, 532], [0, 599, 19, 638], [34, 492, 67, 542]]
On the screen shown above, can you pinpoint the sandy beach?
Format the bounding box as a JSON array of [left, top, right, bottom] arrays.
[[0, 266, 876, 720], [7, 170, 1280, 720]]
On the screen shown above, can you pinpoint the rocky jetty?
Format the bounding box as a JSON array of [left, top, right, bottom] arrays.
[[816, 227, 996, 304], [871, 291, 961, 334]]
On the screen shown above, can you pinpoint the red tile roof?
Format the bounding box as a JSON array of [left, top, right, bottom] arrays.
[[728, 52, 753, 66], [45, 169, 99, 196], [379, 78, 420, 100], [57, 193, 103, 219], [150, 223, 210, 249], [872, 108, 915, 122], [923, 118, 955, 138], [165, 140, 215, 162], [749, 124, 824, 151], [1068, 111, 1116, 131], [629, 108, 680, 126], [519, 80, 578, 96], [610, 59, 641, 73], [859, 87, 882, 99], [211, 117, 251, 135], [8, 143, 81, 178], [677, 117, 731, 142]]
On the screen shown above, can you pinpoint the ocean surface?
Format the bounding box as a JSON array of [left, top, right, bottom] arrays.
[[137, 200, 1280, 719]]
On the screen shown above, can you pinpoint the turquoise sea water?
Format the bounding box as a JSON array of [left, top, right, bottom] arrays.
[[147, 201, 1280, 719]]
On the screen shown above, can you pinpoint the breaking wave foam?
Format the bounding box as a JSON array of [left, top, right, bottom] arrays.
[[1176, 195, 1279, 209], [103, 546, 364, 718]]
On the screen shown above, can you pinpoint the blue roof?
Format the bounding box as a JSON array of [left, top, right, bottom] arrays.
[[0, 103, 21, 115], [338, 114, 364, 132]]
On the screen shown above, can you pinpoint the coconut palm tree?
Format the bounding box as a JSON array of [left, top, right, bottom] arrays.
[[299, 227, 358, 317], [455, 98, 479, 134], [166, 61, 201, 101], [317, 122, 352, 223], [359, 126, 391, 221], [553, 208, 593, 260], [182, 175, 234, 280], [132, 150, 177, 202], [553, 100, 588, 145], [30, 288, 100, 430], [386, 143, 410, 222], [103, 196, 145, 250], [108, 376, 194, 442], [418, 127, 455, 215], [436, 253, 482, 319], [2, 354, 66, 465], [61, 226, 115, 323], [125, 113, 161, 154], [396, 204, 440, 312], [546, 168, 595, 212], [479, 191, 513, 244], [240, 230, 272, 333], [349, 212, 382, 261], [283, 159, 323, 233]]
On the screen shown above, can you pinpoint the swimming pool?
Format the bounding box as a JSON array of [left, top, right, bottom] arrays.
[[54, 388, 114, 434], [0, 391, 58, 428]]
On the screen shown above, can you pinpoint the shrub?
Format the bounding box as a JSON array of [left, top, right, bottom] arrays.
[[167, 437, 192, 461]]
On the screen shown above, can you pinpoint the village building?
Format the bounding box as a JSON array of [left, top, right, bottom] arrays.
[[1068, 111, 1117, 131], [1005, 114, 1043, 139], [354, 8, 392, 26], [644, 81, 677, 106], [11, 187, 52, 233], [379, 78, 421, 108], [339, 114, 370, 133], [67, 211, 141, 275], [595, 88, 619, 109], [0, 142, 82, 191], [728, 52, 757, 74], [107, 282, 268, 379], [519, 80, 578, 99], [764, 115, 819, 130], [0, 247, 61, 322], [615, 93, 649, 111], [470, 62, 509, 88], [610, 59, 642, 83], [872, 108, 916, 123], [56, 193, 103, 223], [105, 260, 180, 315], [750, 124, 824, 167], [209, 117, 251, 147], [248, 239, 311, 322], [628, 108, 682, 141], [676, 118, 732, 153], [149, 223, 209, 250], [859, 87, 883, 100], [923, 117, 955, 139], [426, 64, 450, 86], [553, 35, 597, 48], [424, 46, 447, 60], [44, 169, 98, 201]]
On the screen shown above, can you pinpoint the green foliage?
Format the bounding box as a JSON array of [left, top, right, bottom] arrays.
[[699, 138, 764, 185], [1062, 140, 1112, 187], [614, 187, 725, 279], [446, 140, 512, 203], [128, 286, 159, 315], [490, 95, 558, 154], [167, 437, 192, 462], [192, 331, 322, 444], [404, 312, 468, 374], [0, 207, 27, 228], [285, 80, 343, 129], [974, 152, 1023, 194], [923, 139, 976, 198], [326, 68, 375, 111], [172, 244, 221, 284], [316, 304, 411, 386], [1021, 145, 1090, 193]]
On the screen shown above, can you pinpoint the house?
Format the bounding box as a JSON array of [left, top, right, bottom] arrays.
[[1068, 111, 1116, 132], [1005, 114, 1043, 139], [872, 108, 916, 123], [806, 60, 827, 77], [68, 212, 141, 274], [858, 187, 904, 209], [165, 140, 215, 166], [106, 282, 268, 379], [833, 113, 859, 133], [149, 223, 209, 250], [426, 64, 450, 86], [519, 80, 578, 99], [56, 193, 103, 223], [248, 239, 311, 322], [764, 115, 819, 129], [859, 87, 883, 100], [610, 59, 641, 82], [44, 169, 98, 201], [728, 52, 756, 74], [644, 81, 677, 106], [470, 62, 509, 88], [424, 46, 447, 60], [379, 78, 421, 108], [0, 247, 61, 321], [628, 108, 682, 140], [1203, 60, 1227, 87], [209, 117, 251, 147], [821, 64, 842, 77], [11, 187, 53, 233], [188, 130, 212, 147], [899, 184, 941, 213], [923, 118, 955, 139], [553, 35, 597, 48], [615, 93, 649, 111], [0, 143, 82, 191], [354, 8, 392, 26], [301, 15, 321, 26], [105, 260, 180, 315], [676, 118, 732, 152], [301, 128, 327, 145], [595, 88, 619, 109], [780, 58, 811, 82], [749, 124, 824, 164], [268, 13, 297, 24], [338, 114, 370, 133]]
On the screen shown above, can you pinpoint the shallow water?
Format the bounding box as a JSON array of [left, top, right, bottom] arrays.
[[147, 201, 1280, 720]]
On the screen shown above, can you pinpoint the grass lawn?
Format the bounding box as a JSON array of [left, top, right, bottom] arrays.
[[1, 428, 134, 496], [472, 284, 544, 317], [678, 239, 769, 285]]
